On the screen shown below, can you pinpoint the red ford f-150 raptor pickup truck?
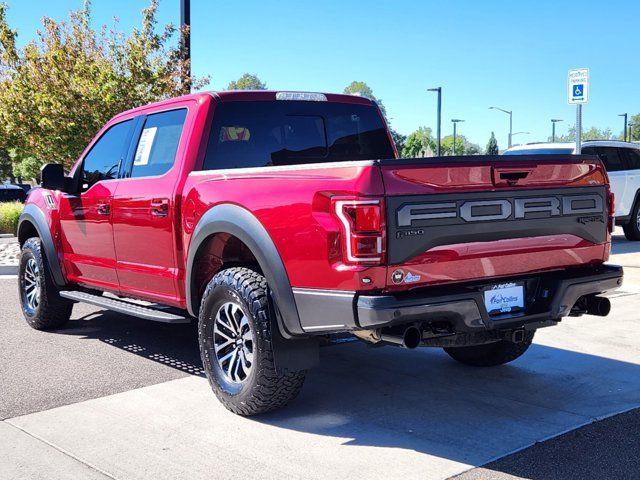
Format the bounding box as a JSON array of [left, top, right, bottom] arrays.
[[18, 90, 623, 415]]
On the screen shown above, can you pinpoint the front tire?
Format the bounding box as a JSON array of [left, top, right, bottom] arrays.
[[198, 267, 306, 415], [443, 331, 535, 367], [623, 201, 640, 240], [18, 237, 72, 330]]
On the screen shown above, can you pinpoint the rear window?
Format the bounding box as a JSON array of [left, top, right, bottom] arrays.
[[503, 148, 574, 155], [202, 101, 394, 170]]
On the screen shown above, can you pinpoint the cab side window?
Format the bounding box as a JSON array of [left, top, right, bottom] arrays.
[[82, 119, 134, 190], [621, 148, 640, 170], [130, 109, 187, 178]]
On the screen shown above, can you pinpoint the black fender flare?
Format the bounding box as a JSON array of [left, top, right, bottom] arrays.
[[186, 203, 304, 338], [18, 204, 67, 287]]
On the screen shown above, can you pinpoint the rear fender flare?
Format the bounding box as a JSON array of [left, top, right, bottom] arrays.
[[186, 204, 304, 337]]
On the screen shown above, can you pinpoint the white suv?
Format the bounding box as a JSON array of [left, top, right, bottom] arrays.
[[504, 141, 640, 241]]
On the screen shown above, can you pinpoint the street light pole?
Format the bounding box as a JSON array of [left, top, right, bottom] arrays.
[[619, 113, 628, 142], [428, 87, 442, 156], [180, 0, 191, 94], [451, 119, 464, 155], [511, 131, 530, 142], [551, 119, 563, 143], [489, 106, 513, 148]]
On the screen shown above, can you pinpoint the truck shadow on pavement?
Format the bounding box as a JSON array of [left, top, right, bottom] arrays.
[[59, 307, 640, 477], [257, 341, 640, 475], [62, 309, 205, 377], [611, 231, 640, 255]]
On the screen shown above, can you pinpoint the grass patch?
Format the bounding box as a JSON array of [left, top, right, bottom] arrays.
[[0, 201, 23, 235]]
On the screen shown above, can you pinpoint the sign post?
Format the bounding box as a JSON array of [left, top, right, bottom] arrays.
[[568, 68, 589, 154]]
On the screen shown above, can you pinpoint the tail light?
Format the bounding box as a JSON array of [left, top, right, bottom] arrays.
[[607, 189, 615, 233], [333, 198, 385, 264]]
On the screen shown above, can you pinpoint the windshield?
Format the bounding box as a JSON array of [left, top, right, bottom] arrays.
[[203, 101, 394, 170], [503, 148, 574, 155]]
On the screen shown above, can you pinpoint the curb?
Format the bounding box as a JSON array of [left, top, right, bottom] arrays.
[[0, 265, 18, 275]]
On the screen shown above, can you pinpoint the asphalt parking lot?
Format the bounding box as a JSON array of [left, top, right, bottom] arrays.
[[1, 230, 639, 480]]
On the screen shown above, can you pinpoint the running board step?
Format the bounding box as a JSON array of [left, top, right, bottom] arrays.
[[59, 291, 190, 324]]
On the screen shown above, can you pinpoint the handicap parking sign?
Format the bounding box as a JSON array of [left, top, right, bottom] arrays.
[[568, 68, 589, 104], [573, 84, 584, 98]]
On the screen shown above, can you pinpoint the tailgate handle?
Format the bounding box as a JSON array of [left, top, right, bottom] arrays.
[[500, 171, 529, 181], [492, 167, 533, 186]]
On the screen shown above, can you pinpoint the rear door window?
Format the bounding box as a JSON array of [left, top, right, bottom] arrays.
[[593, 147, 625, 172], [203, 101, 394, 170], [129, 109, 188, 178], [621, 148, 640, 170]]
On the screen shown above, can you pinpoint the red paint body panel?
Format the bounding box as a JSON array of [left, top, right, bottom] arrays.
[[25, 91, 614, 309]]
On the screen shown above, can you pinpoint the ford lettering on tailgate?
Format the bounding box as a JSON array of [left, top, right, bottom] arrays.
[[398, 193, 603, 227], [386, 187, 608, 264]]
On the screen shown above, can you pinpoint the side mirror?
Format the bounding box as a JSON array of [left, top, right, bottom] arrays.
[[40, 163, 66, 191]]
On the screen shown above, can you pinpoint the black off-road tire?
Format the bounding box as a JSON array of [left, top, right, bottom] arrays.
[[18, 237, 72, 330], [623, 201, 640, 241], [443, 331, 535, 367], [198, 267, 306, 415]]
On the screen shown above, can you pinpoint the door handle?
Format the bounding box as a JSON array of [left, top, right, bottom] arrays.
[[96, 203, 111, 216], [151, 198, 170, 217]]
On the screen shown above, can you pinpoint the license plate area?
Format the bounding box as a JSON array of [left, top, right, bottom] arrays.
[[483, 282, 525, 316]]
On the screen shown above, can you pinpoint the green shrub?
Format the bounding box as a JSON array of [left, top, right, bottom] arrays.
[[0, 201, 23, 235]]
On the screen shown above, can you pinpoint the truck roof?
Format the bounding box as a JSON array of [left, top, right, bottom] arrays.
[[506, 140, 640, 154], [113, 90, 375, 120]]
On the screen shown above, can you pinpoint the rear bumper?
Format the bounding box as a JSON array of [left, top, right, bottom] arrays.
[[293, 265, 623, 334]]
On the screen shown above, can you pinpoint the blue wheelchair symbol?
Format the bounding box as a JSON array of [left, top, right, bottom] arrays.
[[573, 84, 584, 98]]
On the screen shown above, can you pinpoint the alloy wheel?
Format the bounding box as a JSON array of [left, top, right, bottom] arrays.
[[213, 301, 254, 383], [23, 257, 41, 312]]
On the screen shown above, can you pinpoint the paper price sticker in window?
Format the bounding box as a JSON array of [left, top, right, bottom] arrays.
[[134, 127, 158, 166]]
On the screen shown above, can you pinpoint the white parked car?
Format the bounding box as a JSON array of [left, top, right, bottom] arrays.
[[504, 141, 640, 241]]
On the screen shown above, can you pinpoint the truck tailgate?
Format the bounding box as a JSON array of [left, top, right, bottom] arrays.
[[380, 155, 611, 289]]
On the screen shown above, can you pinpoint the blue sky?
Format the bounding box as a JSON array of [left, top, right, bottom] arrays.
[[5, 0, 638, 148]]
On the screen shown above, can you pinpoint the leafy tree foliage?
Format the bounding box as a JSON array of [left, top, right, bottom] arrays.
[[441, 135, 467, 156], [401, 127, 434, 158], [0, 1, 207, 171], [0, 147, 11, 180], [550, 125, 614, 142], [343, 80, 387, 118], [486, 131, 499, 155], [227, 73, 267, 90], [390, 130, 406, 155], [629, 113, 640, 142]]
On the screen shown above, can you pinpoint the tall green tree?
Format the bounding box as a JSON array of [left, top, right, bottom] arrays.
[[550, 125, 613, 142], [226, 73, 267, 90], [0, 1, 208, 172], [486, 132, 499, 155], [629, 113, 640, 142], [441, 135, 467, 156], [401, 127, 434, 158], [343, 80, 387, 118]]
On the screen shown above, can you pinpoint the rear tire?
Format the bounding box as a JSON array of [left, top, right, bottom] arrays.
[[198, 267, 306, 415], [443, 331, 535, 367], [623, 201, 640, 240], [18, 237, 72, 330]]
